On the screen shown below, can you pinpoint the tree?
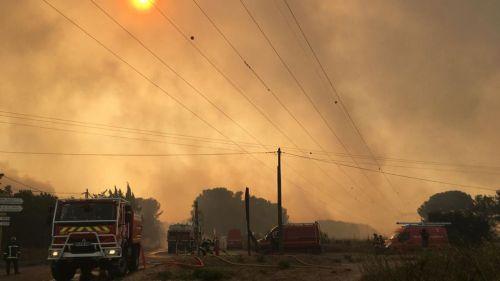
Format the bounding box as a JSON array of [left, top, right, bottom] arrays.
[[428, 210, 491, 245], [192, 187, 288, 236], [418, 190, 474, 220]]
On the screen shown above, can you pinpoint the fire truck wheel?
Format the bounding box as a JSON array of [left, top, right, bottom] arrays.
[[128, 244, 140, 271], [51, 261, 76, 281], [108, 253, 128, 278]]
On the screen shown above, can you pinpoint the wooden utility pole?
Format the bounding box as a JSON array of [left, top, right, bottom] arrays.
[[277, 148, 283, 254], [245, 187, 251, 256], [193, 200, 200, 255]]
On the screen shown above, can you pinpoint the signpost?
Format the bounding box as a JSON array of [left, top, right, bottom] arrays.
[[0, 205, 23, 212], [0, 196, 23, 250], [0, 198, 23, 205]]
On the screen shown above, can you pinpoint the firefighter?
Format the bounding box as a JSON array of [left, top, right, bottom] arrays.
[[3, 236, 21, 275], [421, 228, 430, 248]]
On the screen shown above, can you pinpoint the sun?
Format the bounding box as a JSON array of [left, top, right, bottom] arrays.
[[131, 0, 154, 11]]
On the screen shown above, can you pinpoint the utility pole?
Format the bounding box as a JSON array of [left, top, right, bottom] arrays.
[[193, 200, 200, 255], [245, 187, 251, 256], [277, 148, 283, 254]]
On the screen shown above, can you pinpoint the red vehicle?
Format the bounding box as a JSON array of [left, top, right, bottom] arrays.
[[48, 198, 143, 280], [167, 224, 195, 254], [226, 229, 243, 250], [258, 222, 321, 253], [386, 222, 450, 251]]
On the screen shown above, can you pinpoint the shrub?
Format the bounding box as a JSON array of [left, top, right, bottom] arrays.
[[192, 268, 228, 281], [361, 244, 500, 281], [278, 260, 291, 269]]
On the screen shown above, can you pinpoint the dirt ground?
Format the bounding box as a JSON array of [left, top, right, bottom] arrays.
[[123, 251, 364, 281], [0, 251, 364, 281]]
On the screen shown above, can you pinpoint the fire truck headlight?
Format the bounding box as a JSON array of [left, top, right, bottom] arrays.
[[50, 250, 60, 257], [106, 248, 120, 256]]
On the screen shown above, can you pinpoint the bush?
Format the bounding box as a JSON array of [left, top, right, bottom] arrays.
[[192, 268, 228, 281], [361, 244, 500, 281], [278, 260, 290, 269], [156, 271, 173, 281]]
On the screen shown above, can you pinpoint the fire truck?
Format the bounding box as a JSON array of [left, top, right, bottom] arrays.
[[167, 224, 195, 254], [258, 222, 321, 253], [226, 229, 243, 250], [385, 222, 450, 251], [47, 198, 142, 280]]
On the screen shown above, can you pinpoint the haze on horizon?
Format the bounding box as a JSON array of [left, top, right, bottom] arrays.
[[1, 0, 499, 233]]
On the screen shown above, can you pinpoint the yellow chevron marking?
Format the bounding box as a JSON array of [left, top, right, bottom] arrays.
[[60, 225, 111, 234], [101, 226, 110, 233]]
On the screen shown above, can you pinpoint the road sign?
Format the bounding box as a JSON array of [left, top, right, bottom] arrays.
[[0, 222, 10, 226], [0, 217, 10, 221], [0, 205, 22, 212], [0, 198, 23, 205]]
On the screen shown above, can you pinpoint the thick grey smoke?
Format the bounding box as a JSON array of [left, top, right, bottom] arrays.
[[0, 0, 498, 232]]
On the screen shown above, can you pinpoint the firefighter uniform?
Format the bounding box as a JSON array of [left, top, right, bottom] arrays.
[[3, 237, 21, 275]]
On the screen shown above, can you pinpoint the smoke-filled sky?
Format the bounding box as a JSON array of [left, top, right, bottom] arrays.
[[1, 0, 499, 233]]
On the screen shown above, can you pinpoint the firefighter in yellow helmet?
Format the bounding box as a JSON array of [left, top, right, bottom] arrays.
[[3, 236, 21, 275]]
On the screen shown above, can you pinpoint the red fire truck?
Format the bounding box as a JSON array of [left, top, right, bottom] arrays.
[[226, 229, 243, 250], [258, 222, 321, 253], [385, 222, 450, 251], [48, 198, 142, 280]]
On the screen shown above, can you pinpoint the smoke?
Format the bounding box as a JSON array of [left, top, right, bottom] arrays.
[[0, 162, 55, 194], [0, 0, 498, 232]]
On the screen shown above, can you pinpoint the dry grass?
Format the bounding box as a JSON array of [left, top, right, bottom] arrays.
[[361, 244, 500, 281]]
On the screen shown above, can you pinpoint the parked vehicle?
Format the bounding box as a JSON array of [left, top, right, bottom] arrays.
[[258, 222, 321, 253], [226, 229, 243, 250], [385, 222, 450, 251], [48, 198, 142, 280], [167, 224, 195, 254]]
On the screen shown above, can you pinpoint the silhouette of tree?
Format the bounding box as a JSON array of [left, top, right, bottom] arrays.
[[192, 187, 288, 236], [418, 190, 474, 220]]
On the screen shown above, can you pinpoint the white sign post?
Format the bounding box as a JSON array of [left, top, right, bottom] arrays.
[[0, 198, 23, 205], [0, 205, 23, 212]]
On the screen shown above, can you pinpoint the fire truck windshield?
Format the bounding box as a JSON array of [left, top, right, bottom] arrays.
[[55, 202, 117, 221]]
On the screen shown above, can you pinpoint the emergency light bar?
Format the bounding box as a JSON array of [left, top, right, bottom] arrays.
[[396, 222, 452, 226]]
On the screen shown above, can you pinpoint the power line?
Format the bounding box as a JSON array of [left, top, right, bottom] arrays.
[[283, 151, 499, 192], [192, 0, 387, 212], [0, 120, 243, 152], [190, 0, 387, 213], [0, 110, 245, 146], [282, 0, 403, 200], [6, 110, 497, 174], [0, 150, 273, 157], [239, 0, 401, 212], [108, 0, 388, 217]]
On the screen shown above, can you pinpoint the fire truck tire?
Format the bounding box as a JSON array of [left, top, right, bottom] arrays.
[[128, 244, 140, 271], [51, 261, 76, 281], [108, 251, 128, 278]]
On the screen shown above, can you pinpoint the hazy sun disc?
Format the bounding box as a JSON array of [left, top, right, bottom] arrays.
[[132, 0, 154, 11]]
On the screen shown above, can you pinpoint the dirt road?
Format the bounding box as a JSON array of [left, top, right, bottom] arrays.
[[0, 251, 363, 281]]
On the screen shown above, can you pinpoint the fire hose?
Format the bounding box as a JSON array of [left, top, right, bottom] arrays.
[[213, 254, 336, 270], [165, 256, 205, 268]]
